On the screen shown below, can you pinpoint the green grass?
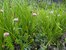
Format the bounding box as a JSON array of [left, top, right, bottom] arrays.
[[0, 0, 66, 50]]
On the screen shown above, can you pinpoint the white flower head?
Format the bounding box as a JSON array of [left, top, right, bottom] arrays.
[[32, 12, 37, 16], [4, 32, 9, 37], [0, 9, 4, 13], [50, 10, 54, 14], [13, 18, 19, 22]]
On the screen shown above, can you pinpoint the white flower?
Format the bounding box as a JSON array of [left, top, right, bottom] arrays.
[[32, 13, 37, 16], [0, 9, 4, 13], [13, 18, 19, 22], [50, 10, 54, 14], [4, 32, 9, 37]]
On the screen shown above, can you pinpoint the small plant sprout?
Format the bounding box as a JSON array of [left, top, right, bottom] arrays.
[[13, 18, 19, 22], [32, 12, 37, 16], [4, 32, 9, 37]]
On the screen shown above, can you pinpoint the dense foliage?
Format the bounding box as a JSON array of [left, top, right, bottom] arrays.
[[0, 0, 66, 50]]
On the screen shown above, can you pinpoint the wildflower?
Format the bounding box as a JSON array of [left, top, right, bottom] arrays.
[[4, 32, 9, 37], [0, 9, 4, 13], [32, 12, 37, 16], [50, 10, 54, 14], [13, 18, 19, 22]]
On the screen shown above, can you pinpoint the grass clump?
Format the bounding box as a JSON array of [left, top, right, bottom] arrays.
[[0, 0, 66, 50]]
